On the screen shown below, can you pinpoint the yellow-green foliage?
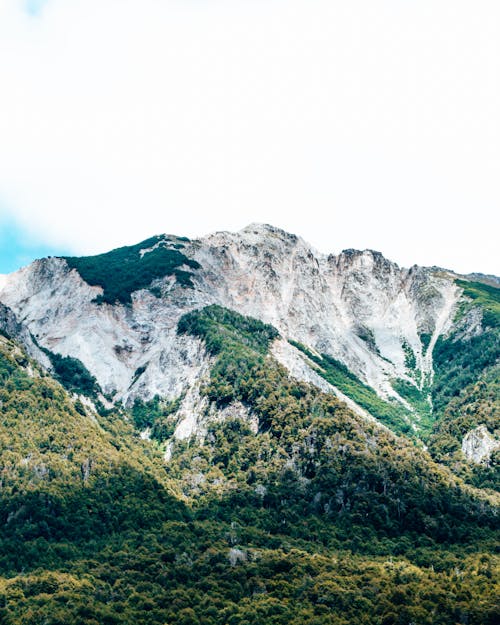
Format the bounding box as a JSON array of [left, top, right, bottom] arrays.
[[0, 321, 499, 625], [174, 307, 498, 539], [0, 336, 186, 563], [428, 367, 500, 489], [289, 340, 414, 435], [0, 338, 114, 490], [427, 280, 500, 489], [0, 545, 498, 625]]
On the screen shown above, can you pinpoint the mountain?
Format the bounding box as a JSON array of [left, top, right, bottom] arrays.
[[0, 224, 498, 624], [0, 224, 497, 445]]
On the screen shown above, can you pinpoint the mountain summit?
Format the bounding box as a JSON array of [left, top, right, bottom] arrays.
[[0, 225, 495, 438], [0, 224, 498, 623]]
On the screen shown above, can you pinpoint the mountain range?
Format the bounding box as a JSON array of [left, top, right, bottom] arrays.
[[0, 224, 498, 624]]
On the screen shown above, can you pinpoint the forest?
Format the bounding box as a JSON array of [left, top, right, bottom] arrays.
[[64, 235, 200, 305], [0, 293, 498, 624]]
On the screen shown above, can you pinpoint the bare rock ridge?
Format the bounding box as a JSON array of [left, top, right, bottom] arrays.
[[0, 223, 486, 440], [462, 425, 500, 465], [0, 301, 52, 369]]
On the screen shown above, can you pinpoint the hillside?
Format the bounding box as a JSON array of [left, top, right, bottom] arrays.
[[0, 225, 497, 459], [0, 319, 498, 624], [0, 224, 498, 623]]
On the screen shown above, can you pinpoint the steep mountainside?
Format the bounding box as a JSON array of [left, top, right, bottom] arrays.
[[0, 224, 498, 483], [0, 311, 498, 624], [0, 224, 496, 624], [0, 225, 497, 444]]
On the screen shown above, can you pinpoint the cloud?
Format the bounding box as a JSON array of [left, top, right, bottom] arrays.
[[0, 0, 499, 273]]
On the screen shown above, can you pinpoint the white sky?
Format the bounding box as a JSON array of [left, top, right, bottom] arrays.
[[0, 0, 499, 274]]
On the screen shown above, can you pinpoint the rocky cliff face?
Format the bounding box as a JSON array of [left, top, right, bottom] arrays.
[[0, 224, 470, 438], [195, 225, 459, 395], [0, 301, 52, 370], [462, 425, 500, 465]]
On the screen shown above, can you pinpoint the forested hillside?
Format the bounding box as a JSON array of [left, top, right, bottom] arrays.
[[426, 280, 499, 489], [0, 228, 498, 624], [0, 306, 498, 625]]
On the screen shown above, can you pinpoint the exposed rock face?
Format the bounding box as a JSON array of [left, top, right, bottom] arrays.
[[0, 223, 467, 433], [466, 273, 500, 288], [190, 225, 460, 400], [0, 302, 52, 369], [0, 257, 211, 405], [462, 425, 499, 465], [271, 338, 376, 424]]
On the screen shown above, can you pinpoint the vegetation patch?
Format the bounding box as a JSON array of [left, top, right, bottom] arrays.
[[431, 328, 499, 417], [427, 367, 500, 490], [456, 279, 500, 328], [391, 379, 433, 437], [131, 395, 182, 443], [401, 339, 416, 371], [41, 348, 101, 398], [419, 332, 433, 352], [63, 235, 200, 305], [289, 340, 414, 436], [175, 307, 498, 543], [178, 305, 279, 357], [425, 280, 500, 489]]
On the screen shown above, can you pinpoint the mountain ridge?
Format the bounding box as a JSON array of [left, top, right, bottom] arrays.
[[0, 224, 498, 624], [0, 223, 497, 445]]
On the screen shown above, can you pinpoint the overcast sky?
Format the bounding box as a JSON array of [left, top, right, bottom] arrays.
[[0, 0, 498, 275]]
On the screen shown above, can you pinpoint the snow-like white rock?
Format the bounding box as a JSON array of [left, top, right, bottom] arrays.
[[461, 425, 499, 464], [0, 223, 465, 437], [0, 302, 52, 369], [271, 338, 377, 424]]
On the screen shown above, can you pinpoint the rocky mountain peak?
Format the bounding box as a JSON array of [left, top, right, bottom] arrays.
[[0, 224, 486, 441]]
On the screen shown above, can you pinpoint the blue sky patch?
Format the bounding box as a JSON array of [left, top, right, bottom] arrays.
[[0, 220, 70, 274]]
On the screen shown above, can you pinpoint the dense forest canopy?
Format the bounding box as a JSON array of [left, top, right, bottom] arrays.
[[63, 235, 200, 305]]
